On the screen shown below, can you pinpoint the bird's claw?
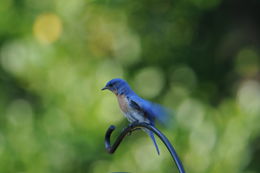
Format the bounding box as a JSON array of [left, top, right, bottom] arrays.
[[125, 121, 139, 136], [127, 130, 133, 136]]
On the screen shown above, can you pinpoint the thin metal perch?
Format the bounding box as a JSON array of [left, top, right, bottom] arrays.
[[105, 122, 185, 173]]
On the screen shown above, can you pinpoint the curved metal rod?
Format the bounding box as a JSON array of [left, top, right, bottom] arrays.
[[105, 122, 185, 173]]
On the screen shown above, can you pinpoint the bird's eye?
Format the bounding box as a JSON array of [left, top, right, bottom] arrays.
[[108, 83, 113, 87]]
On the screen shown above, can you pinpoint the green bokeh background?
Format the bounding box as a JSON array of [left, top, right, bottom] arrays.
[[0, 0, 260, 172]]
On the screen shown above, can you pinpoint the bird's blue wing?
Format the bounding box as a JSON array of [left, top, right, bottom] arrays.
[[129, 95, 170, 125]]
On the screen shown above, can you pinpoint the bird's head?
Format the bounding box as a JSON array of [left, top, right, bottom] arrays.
[[102, 78, 132, 95]]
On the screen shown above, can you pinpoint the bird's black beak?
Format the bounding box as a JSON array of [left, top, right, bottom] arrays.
[[101, 86, 108, 91]]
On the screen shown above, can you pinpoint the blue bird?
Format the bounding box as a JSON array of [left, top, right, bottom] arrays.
[[102, 78, 169, 155]]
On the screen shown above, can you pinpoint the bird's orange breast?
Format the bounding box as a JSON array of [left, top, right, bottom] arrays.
[[117, 94, 128, 113]]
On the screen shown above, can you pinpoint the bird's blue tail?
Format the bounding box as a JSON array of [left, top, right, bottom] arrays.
[[148, 130, 160, 155]]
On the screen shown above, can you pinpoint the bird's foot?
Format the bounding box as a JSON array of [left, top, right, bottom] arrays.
[[126, 121, 139, 136], [127, 130, 133, 136]]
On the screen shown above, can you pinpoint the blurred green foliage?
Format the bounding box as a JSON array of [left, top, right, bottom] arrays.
[[0, 0, 260, 172]]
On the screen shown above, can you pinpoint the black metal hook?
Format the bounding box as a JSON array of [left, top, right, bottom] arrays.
[[105, 122, 185, 173]]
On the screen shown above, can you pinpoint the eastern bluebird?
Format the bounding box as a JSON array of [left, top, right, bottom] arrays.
[[102, 78, 169, 155]]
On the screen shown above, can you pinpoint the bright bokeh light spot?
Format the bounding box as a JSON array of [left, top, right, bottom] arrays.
[[108, 150, 138, 173], [176, 99, 204, 129], [33, 13, 62, 44], [190, 121, 216, 155], [113, 32, 141, 65], [163, 84, 189, 108], [0, 39, 48, 75], [186, 121, 216, 173], [218, 118, 250, 170], [237, 80, 260, 115], [235, 48, 259, 76], [95, 60, 124, 89], [55, 0, 85, 19], [121, 157, 138, 173], [133, 138, 163, 172], [185, 148, 210, 173], [134, 67, 165, 98], [1, 40, 27, 74]]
